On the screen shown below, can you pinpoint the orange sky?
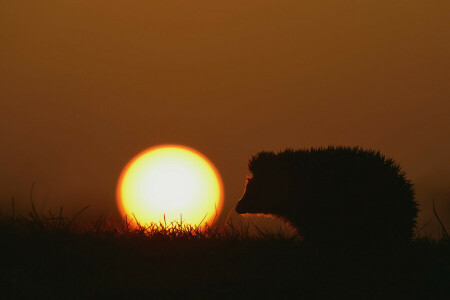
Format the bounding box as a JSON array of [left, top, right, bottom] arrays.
[[1, 1, 449, 233]]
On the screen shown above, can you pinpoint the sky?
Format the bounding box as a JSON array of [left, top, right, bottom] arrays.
[[1, 0, 449, 233]]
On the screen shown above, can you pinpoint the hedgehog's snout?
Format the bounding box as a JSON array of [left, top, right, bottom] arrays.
[[235, 198, 245, 214], [235, 194, 250, 214]]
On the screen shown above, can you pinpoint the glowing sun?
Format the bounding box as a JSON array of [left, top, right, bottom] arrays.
[[117, 145, 223, 226]]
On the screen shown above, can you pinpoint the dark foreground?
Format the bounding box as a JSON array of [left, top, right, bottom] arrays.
[[1, 216, 449, 299]]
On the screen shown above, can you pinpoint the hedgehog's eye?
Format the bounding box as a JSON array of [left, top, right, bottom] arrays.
[[246, 174, 253, 183]]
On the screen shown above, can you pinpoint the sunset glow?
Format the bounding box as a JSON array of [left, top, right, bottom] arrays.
[[117, 145, 223, 226]]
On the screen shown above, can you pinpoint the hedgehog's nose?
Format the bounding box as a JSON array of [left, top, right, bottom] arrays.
[[236, 196, 248, 214], [235, 199, 244, 214]]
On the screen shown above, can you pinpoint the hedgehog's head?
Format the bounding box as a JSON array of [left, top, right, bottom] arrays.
[[236, 151, 292, 215]]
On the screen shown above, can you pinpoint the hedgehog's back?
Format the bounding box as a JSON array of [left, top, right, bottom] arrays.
[[278, 146, 418, 245]]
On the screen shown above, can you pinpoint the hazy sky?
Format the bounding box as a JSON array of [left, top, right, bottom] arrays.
[[1, 1, 449, 232]]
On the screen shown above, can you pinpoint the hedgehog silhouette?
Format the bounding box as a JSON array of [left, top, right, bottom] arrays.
[[236, 146, 418, 245]]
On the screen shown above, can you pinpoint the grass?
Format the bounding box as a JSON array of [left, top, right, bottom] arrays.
[[1, 199, 449, 299]]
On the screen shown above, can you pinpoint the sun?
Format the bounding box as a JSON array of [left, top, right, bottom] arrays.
[[117, 145, 224, 226]]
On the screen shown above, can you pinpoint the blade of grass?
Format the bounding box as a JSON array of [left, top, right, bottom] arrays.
[[67, 206, 89, 229], [432, 199, 449, 239]]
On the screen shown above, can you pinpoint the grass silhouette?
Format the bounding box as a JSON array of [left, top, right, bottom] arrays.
[[1, 197, 449, 299]]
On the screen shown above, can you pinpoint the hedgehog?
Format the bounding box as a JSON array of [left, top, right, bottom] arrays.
[[235, 146, 418, 245]]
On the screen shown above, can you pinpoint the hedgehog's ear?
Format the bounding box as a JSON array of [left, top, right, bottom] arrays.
[[248, 151, 276, 174]]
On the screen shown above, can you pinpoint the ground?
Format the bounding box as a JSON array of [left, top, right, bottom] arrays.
[[1, 213, 449, 299]]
